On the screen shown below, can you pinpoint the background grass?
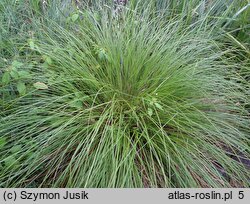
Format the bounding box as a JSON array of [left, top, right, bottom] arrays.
[[0, 0, 249, 187]]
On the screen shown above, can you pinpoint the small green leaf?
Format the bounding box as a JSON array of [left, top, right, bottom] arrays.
[[12, 60, 23, 68], [17, 82, 26, 95], [18, 71, 31, 79], [45, 57, 53, 65], [43, 62, 49, 69], [152, 97, 157, 102], [43, 55, 53, 65], [10, 145, 22, 153], [2, 72, 10, 85], [147, 108, 153, 116], [66, 16, 71, 23], [10, 70, 19, 79], [105, 54, 111, 62], [98, 49, 105, 60], [33, 82, 48, 90], [98, 49, 110, 61], [4, 156, 19, 169], [70, 100, 83, 109], [71, 13, 79, 22], [0, 137, 7, 148], [154, 102, 163, 111], [29, 40, 35, 50]]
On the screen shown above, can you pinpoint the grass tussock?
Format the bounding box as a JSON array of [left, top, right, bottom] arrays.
[[0, 0, 249, 187]]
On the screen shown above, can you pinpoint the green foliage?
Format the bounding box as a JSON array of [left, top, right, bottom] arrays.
[[0, 138, 7, 149], [0, 0, 249, 188], [1, 72, 10, 85], [16, 82, 26, 95]]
